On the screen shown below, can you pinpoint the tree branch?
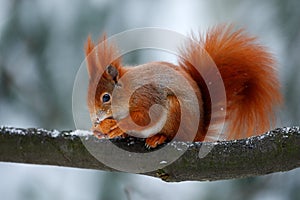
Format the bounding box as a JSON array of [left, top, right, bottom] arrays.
[[0, 126, 299, 182]]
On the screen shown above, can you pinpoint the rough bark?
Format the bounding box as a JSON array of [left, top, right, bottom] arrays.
[[0, 126, 299, 182]]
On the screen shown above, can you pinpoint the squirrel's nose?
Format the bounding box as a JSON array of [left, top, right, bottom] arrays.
[[94, 117, 101, 125], [95, 110, 109, 123]]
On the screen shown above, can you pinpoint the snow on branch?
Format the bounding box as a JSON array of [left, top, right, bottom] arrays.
[[0, 126, 299, 182]]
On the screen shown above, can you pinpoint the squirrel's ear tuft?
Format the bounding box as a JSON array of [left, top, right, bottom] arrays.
[[104, 65, 119, 83], [85, 35, 97, 79], [84, 33, 122, 80]]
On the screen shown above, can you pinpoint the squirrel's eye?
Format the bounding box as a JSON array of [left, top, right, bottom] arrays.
[[102, 93, 111, 103]]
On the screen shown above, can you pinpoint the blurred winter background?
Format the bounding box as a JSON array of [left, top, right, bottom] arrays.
[[0, 0, 300, 199]]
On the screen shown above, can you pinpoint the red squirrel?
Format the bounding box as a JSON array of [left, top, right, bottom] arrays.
[[85, 25, 282, 148]]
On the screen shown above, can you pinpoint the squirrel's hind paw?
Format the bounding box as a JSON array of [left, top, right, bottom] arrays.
[[145, 134, 167, 148]]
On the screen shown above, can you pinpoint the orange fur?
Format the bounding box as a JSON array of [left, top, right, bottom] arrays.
[[179, 25, 282, 139], [85, 34, 122, 73], [85, 25, 282, 147]]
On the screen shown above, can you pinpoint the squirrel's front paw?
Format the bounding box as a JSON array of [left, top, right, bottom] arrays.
[[93, 119, 126, 139], [145, 134, 167, 148]]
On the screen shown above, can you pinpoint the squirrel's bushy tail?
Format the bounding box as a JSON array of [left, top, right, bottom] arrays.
[[179, 25, 282, 140]]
